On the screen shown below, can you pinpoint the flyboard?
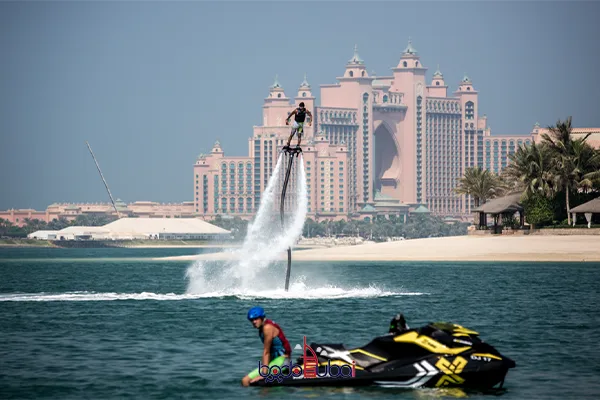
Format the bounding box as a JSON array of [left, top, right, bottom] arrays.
[[280, 145, 303, 291]]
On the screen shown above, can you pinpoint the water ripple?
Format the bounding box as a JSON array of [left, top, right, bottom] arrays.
[[1, 257, 600, 399]]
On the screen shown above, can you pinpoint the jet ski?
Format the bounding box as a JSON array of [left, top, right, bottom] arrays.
[[250, 320, 515, 389]]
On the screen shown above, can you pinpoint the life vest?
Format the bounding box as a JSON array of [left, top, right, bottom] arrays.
[[259, 319, 292, 357]]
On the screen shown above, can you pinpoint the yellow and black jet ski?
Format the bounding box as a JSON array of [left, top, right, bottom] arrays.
[[251, 318, 515, 389]]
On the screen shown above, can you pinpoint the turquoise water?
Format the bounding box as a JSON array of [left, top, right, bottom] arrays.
[[1, 247, 600, 399]]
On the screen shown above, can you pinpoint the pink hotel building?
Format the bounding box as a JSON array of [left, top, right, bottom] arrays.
[[4, 42, 597, 227], [195, 40, 576, 221]]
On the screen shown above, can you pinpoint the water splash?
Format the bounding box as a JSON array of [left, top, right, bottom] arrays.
[[185, 153, 309, 294], [0, 289, 427, 302]]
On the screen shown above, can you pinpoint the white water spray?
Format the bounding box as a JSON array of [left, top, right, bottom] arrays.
[[185, 153, 308, 294], [0, 289, 427, 302]]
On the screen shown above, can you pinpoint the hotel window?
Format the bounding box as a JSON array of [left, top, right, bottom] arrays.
[[465, 101, 474, 120]]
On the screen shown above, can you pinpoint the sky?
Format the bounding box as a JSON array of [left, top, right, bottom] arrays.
[[1, 0, 599, 210]]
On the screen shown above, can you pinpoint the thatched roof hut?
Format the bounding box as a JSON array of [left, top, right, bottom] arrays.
[[570, 196, 600, 228], [472, 193, 525, 232], [472, 193, 524, 215], [570, 197, 600, 214]]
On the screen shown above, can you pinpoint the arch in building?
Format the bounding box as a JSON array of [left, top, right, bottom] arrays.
[[373, 120, 401, 195]]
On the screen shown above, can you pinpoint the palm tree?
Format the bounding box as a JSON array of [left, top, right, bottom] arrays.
[[571, 139, 600, 193], [454, 166, 501, 207], [0, 218, 15, 236], [502, 141, 558, 199], [23, 218, 48, 234], [541, 116, 592, 225]]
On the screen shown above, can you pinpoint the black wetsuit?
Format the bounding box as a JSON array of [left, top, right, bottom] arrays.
[[295, 108, 307, 123]]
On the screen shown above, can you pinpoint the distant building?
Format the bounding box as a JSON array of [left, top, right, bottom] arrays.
[[482, 134, 533, 176], [192, 39, 599, 220], [27, 230, 58, 240], [0, 200, 196, 227], [4, 40, 599, 226], [35, 218, 231, 241], [0, 209, 47, 226], [531, 124, 600, 149]]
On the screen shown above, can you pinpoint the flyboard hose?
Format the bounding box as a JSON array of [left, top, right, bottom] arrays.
[[280, 146, 301, 291]]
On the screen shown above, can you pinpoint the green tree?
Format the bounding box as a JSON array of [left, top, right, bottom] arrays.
[[454, 166, 502, 207], [22, 218, 48, 234], [571, 139, 600, 193], [542, 116, 597, 225], [0, 218, 15, 236], [73, 214, 117, 227], [208, 215, 249, 240], [47, 217, 71, 231], [502, 141, 557, 199], [522, 193, 554, 229]]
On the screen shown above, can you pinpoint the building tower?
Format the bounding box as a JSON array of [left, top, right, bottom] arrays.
[[454, 74, 480, 213], [427, 64, 447, 98], [263, 74, 290, 127], [388, 38, 428, 205], [294, 73, 315, 138]]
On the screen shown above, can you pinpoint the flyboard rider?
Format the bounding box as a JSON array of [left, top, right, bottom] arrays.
[[284, 102, 312, 150]]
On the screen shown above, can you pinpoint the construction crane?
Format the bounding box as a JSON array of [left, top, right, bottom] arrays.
[[86, 141, 121, 219]]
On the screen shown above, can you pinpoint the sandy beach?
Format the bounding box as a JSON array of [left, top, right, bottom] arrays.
[[156, 235, 600, 262]]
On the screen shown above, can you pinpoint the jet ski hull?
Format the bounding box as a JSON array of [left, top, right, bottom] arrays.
[[250, 322, 516, 389], [251, 354, 515, 388]]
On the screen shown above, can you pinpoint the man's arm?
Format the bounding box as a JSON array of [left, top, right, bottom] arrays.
[[306, 109, 313, 125], [286, 109, 296, 124], [261, 324, 275, 369]]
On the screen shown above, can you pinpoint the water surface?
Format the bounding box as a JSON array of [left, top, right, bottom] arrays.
[[1, 248, 599, 399]]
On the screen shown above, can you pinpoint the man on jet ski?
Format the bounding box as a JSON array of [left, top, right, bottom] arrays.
[[241, 306, 292, 387]]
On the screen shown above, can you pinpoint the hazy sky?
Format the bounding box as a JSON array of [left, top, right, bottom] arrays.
[[1, 1, 599, 210]]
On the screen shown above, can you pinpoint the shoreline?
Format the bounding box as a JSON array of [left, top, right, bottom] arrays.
[[153, 235, 600, 262], [0, 239, 326, 250]]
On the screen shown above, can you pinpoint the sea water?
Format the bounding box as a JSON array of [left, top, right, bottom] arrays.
[[1, 247, 600, 399]]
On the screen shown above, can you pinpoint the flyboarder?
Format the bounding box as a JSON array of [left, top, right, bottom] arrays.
[[284, 102, 312, 150]]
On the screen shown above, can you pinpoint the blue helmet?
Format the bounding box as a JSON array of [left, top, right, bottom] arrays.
[[247, 306, 266, 320]]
